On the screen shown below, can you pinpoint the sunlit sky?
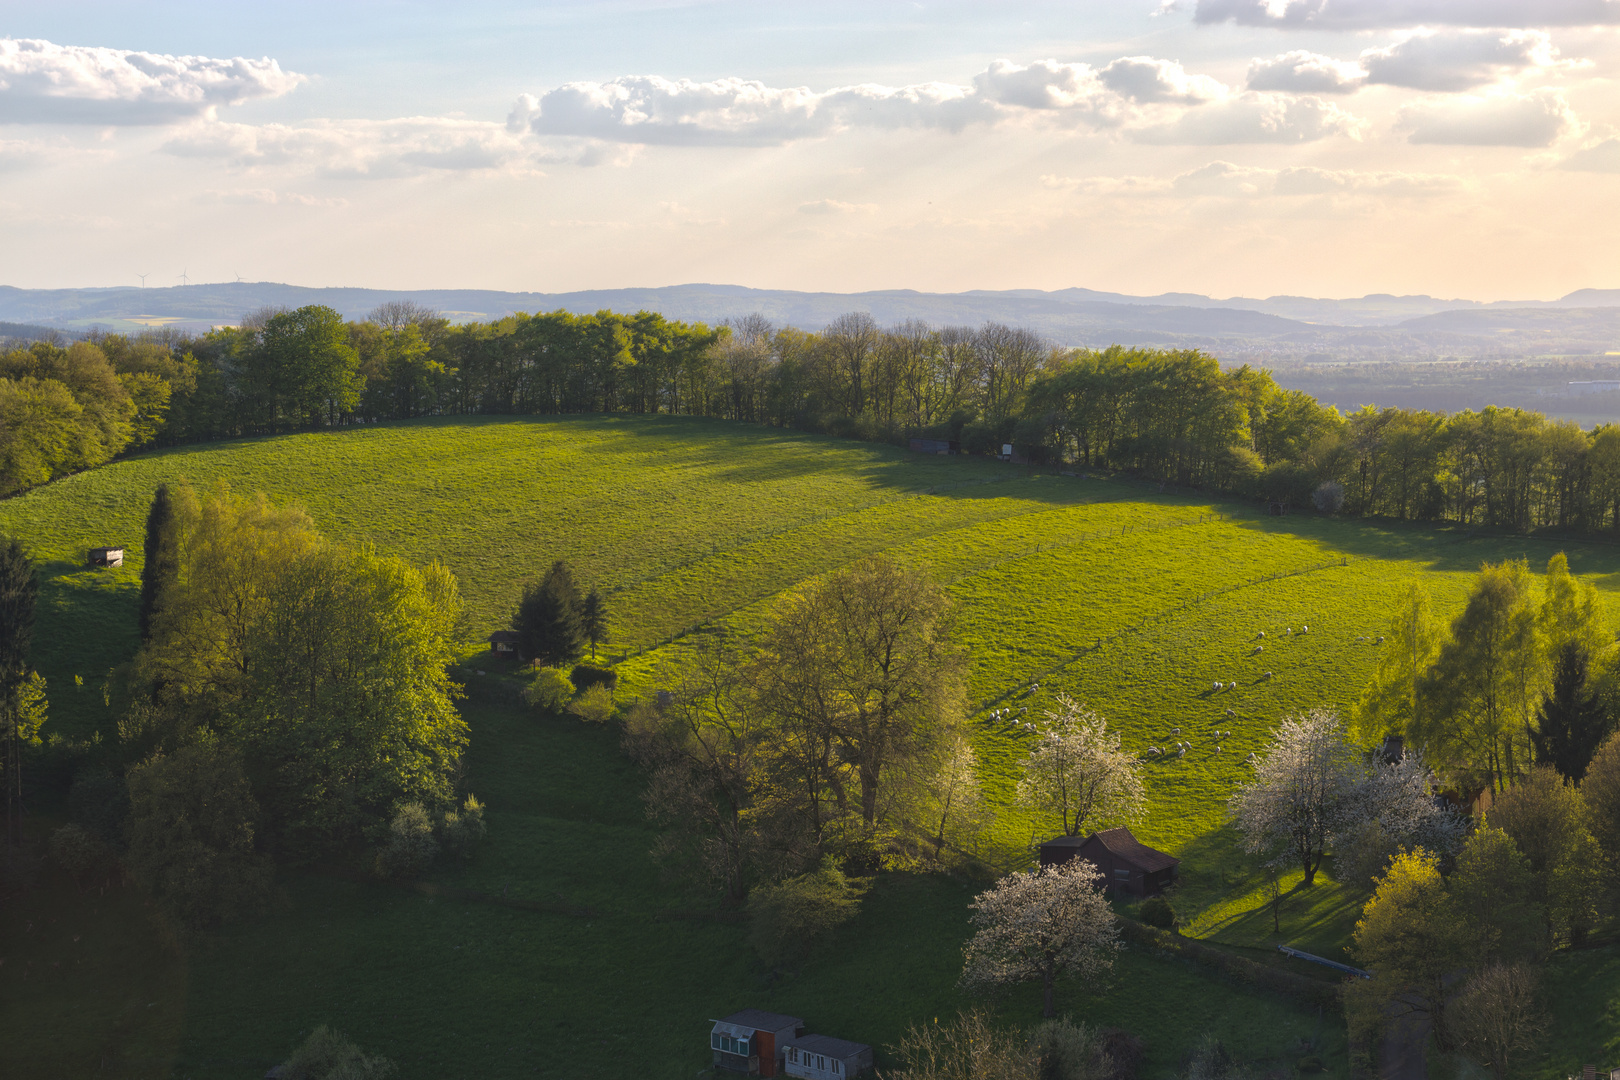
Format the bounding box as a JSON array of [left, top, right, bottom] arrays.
[[4, 0, 1620, 299]]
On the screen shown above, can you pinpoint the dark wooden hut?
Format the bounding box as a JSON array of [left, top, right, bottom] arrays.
[[1038, 827, 1179, 896], [487, 629, 520, 658], [87, 546, 124, 568]]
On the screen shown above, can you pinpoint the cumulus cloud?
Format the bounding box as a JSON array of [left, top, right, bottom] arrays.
[[1559, 137, 1620, 171], [161, 117, 547, 177], [1247, 51, 1365, 94], [1361, 29, 1560, 91], [1193, 0, 1620, 28], [1047, 160, 1460, 197], [507, 74, 990, 147], [1097, 56, 1225, 103], [0, 37, 302, 124], [1132, 92, 1361, 144], [1396, 89, 1577, 146]]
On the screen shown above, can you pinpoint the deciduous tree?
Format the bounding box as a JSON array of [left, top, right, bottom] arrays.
[[960, 858, 1120, 1019], [1016, 697, 1144, 838], [1351, 848, 1466, 1051], [1230, 709, 1364, 885]]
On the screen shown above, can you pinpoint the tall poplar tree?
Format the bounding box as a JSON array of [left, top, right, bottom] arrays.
[[1354, 579, 1445, 744], [138, 483, 180, 641]]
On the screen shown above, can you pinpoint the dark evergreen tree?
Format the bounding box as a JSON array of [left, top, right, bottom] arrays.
[[139, 484, 181, 641], [0, 536, 38, 844], [1532, 641, 1613, 782], [511, 561, 584, 668], [580, 586, 609, 660]]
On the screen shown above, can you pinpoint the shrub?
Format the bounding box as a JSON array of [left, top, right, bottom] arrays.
[[568, 664, 617, 694], [280, 1025, 396, 1080], [1138, 896, 1176, 929], [1030, 1017, 1112, 1080], [521, 667, 575, 713], [124, 743, 273, 929], [440, 795, 486, 860], [747, 857, 861, 966], [69, 765, 129, 847], [1311, 481, 1345, 514], [374, 803, 439, 879], [567, 683, 616, 724], [49, 823, 109, 883]]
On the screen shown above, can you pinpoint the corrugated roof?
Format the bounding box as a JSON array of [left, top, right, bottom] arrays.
[[716, 1009, 803, 1033], [790, 1034, 871, 1059], [1084, 827, 1179, 873]]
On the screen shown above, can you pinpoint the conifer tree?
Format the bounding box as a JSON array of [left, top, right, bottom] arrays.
[[512, 560, 584, 667], [580, 586, 609, 660], [138, 483, 180, 641], [1531, 642, 1612, 782]]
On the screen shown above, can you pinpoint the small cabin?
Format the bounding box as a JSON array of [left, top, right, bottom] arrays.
[[785, 1034, 873, 1079], [908, 438, 957, 456], [88, 547, 124, 569], [1039, 827, 1180, 896], [711, 1009, 804, 1077], [487, 630, 520, 658]]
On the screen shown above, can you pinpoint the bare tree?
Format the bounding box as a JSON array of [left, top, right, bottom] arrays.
[[1016, 696, 1144, 837], [823, 311, 881, 415], [960, 858, 1120, 1018], [1453, 962, 1548, 1080], [368, 299, 442, 332], [1230, 708, 1365, 884]]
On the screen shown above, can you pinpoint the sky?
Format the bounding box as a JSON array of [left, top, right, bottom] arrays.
[[2, 0, 1620, 300]]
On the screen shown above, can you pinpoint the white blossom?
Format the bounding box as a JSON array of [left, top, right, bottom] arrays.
[[1016, 696, 1145, 837]]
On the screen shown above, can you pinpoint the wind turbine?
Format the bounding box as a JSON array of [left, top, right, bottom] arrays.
[[136, 272, 148, 288], [177, 268, 190, 287]]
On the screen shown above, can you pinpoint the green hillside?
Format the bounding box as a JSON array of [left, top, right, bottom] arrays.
[[3, 414, 1616, 1078]]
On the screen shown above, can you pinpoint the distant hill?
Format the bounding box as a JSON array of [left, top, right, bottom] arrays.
[[2, 280, 1618, 358]]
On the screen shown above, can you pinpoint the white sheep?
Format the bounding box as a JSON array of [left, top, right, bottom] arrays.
[[1225, 708, 1235, 718], [1177, 746, 1187, 758], [1214, 745, 1222, 754], [1378, 636, 1385, 644], [1264, 671, 1273, 679], [1228, 681, 1238, 690], [1147, 746, 1161, 755], [1302, 625, 1309, 633], [1258, 630, 1266, 638], [1253, 645, 1264, 655], [1357, 636, 1366, 643], [1171, 726, 1181, 736], [1212, 681, 1222, 691]]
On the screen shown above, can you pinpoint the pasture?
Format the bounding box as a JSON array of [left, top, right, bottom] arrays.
[[2, 414, 1617, 1078]]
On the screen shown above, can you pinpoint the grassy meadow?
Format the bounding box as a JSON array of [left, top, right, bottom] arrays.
[[3, 414, 1619, 1078]]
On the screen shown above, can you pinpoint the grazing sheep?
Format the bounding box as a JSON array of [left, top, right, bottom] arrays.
[[1357, 636, 1366, 642], [1302, 625, 1309, 633], [1171, 726, 1181, 736], [1378, 636, 1386, 644], [1253, 645, 1264, 655], [1177, 746, 1187, 758], [1212, 681, 1222, 691], [1264, 671, 1273, 679], [1225, 708, 1235, 718], [1258, 630, 1266, 638], [1228, 681, 1238, 690], [1214, 745, 1222, 754], [1147, 746, 1161, 756]]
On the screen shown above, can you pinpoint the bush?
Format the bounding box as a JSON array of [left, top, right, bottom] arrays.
[[49, 823, 109, 883], [1311, 481, 1345, 514], [374, 803, 439, 879], [1138, 896, 1176, 929], [280, 1025, 396, 1080], [440, 795, 486, 860], [521, 667, 575, 713], [124, 743, 273, 929], [1030, 1017, 1112, 1080], [567, 683, 616, 724], [747, 857, 861, 966], [568, 664, 617, 693]]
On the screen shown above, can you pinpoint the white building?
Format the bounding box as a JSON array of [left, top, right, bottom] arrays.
[[784, 1034, 873, 1079]]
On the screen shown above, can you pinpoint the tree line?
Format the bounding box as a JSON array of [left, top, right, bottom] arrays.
[[8, 302, 1620, 536]]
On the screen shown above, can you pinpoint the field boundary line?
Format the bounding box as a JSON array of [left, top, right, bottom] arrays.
[[971, 555, 1350, 717], [945, 511, 1227, 585]]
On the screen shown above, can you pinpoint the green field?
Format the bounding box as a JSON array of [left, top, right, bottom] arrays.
[[3, 414, 1617, 1078]]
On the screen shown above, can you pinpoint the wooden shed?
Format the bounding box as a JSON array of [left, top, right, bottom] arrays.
[[87, 546, 124, 568], [785, 1034, 873, 1079], [711, 1009, 805, 1077], [908, 438, 957, 455], [487, 629, 520, 658], [1039, 827, 1179, 896]]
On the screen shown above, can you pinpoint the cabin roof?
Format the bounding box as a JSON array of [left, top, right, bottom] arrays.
[[1083, 827, 1179, 873], [789, 1034, 871, 1058], [714, 1009, 803, 1033], [488, 630, 520, 643]]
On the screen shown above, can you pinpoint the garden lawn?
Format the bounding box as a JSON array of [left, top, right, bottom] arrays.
[[6, 414, 1620, 1077]]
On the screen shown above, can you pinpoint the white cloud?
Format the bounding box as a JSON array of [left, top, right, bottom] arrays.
[[1247, 51, 1365, 94], [1097, 56, 1225, 104], [798, 199, 878, 214], [1396, 89, 1577, 146], [1361, 29, 1560, 91], [508, 74, 991, 147], [1132, 92, 1362, 144], [162, 117, 547, 177], [196, 188, 348, 207], [0, 37, 302, 125], [1193, 0, 1620, 28], [1559, 137, 1620, 171], [1048, 160, 1461, 197]]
